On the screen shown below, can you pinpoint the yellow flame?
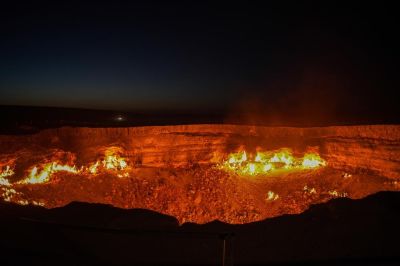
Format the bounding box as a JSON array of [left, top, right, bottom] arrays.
[[19, 162, 78, 184], [103, 154, 127, 170], [248, 163, 256, 175], [1, 147, 133, 206], [12, 148, 131, 186], [1, 186, 46, 206], [328, 190, 348, 197], [263, 163, 273, 172], [17, 200, 29, 205], [88, 161, 99, 174], [302, 153, 326, 168], [86, 151, 128, 175], [1, 187, 17, 202], [266, 191, 279, 201], [0, 165, 14, 186], [269, 149, 294, 168], [221, 148, 326, 176]]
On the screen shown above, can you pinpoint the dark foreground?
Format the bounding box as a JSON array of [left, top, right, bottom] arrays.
[[0, 191, 399, 265]]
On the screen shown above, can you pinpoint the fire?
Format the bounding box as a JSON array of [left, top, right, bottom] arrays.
[[221, 148, 326, 176], [0, 144, 327, 215], [86, 148, 129, 175], [266, 191, 279, 201], [103, 154, 127, 170], [0, 165, 14, 186], [88, 161, 100, 174], [1, 187, 17, 202], [0, 147, 324, 185], [269, 149, 294, 168], [12, 147, 130, 185], [302, 153, 326, 168], [19, 162, 79, 184]]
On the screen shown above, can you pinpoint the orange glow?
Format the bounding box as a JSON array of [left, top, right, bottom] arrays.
[[221, 148, 326, 176], [0, 144, 327, 214], [0, 124, 397, 225]]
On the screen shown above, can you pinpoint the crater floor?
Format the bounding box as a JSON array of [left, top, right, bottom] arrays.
[[2, 164, 399, 224]]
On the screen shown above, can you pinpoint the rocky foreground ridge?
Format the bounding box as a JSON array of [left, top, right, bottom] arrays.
[[0, 191, 399, 265]]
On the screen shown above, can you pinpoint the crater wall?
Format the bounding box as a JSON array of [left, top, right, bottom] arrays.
[[1, 125, 399, 179]]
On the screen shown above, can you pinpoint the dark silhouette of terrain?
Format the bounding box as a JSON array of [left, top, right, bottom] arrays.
[[0, 105, 224, 134], [0, 191, 399, 265], [1, 105, 399, 135]]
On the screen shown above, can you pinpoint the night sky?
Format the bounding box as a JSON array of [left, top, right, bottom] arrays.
[[0, 1, 399, 123]]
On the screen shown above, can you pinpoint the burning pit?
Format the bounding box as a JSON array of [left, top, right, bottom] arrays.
[[1, 125, 399, 224]]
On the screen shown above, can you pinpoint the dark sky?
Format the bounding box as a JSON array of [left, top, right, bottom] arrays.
[[0, 1, 399, 122]]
